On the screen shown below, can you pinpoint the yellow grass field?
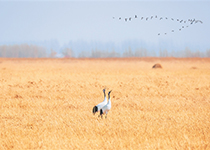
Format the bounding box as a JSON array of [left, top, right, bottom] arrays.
[[0, 58, 210, 149]]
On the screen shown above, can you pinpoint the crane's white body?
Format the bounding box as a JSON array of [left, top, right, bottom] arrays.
[[100, 90, 112, 118], [96, 96, 107, 110], [100, 97, 111, 115]]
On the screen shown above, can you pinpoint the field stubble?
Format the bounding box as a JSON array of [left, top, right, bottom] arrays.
[[0, 58, 210, 149]]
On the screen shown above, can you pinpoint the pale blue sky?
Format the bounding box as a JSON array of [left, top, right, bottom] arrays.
[[0, 1, 210, 51]]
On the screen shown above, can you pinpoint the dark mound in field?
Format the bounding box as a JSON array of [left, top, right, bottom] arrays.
[[191, 67, 197, 69], [152, 63, 162, 69]]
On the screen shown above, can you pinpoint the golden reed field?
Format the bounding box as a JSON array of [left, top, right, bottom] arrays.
[[0, 58, 210, 150]]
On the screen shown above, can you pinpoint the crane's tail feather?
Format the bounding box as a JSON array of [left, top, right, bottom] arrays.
[[92, 106, 98, 115]]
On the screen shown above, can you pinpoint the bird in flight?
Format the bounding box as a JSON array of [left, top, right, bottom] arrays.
[[195, 20, 203, 24]]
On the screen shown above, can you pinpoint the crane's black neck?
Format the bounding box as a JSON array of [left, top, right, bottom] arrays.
[[103, 91, 106, 98]]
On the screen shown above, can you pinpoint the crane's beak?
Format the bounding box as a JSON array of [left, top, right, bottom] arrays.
[[108, 90, 112, 94]]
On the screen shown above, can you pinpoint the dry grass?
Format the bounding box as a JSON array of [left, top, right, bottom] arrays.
[[0, 58, 210, 149]]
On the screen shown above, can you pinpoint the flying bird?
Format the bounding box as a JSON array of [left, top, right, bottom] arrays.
[[155, 15, 157, 18], [125, 18, 128, 21], [119, 17, 121, 20], [129, 17, 132, 21], [160, 17, 163, 20], [151, 16, 153, 19], [146, 17, 149, 20], [191, 19, 196, 24], [99, 90, 112, 119], [171, 18, 174, 21], [92, 89, 107, 116], [141, 17, 143, 20], [195, 20, 203, 24], [135, 15, 137, 18]]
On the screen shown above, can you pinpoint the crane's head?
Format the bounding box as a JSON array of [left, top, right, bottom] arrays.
[[103, 88, 106, 93]]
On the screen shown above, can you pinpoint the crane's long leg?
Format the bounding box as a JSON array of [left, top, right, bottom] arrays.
[[105, 111, 108, 119]]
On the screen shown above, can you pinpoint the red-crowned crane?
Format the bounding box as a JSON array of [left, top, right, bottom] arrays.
[[99, 90, 112, 119], [92, 89, 107, 116]]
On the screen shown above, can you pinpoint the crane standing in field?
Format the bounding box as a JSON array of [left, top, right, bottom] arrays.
[[100, 90, 112, 119], [92, 88, 107, 116]]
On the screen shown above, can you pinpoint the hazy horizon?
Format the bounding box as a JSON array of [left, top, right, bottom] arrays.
[[0, 1, 210, 56]]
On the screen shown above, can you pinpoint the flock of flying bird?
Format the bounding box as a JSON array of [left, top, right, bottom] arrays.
[[93, 89, 112, 119], [113, 15, 203, 35]]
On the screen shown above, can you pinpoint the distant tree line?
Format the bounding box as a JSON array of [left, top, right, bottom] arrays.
[[75, 48, 210, 58], [0, 44, 47, 58], [1, 44, 210, 58]]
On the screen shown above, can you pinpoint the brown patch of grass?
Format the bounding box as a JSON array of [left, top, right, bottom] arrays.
[[191, 66, 198, 69]]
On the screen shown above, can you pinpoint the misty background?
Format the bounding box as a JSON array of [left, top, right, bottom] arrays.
[[0, 1, 210, 58]]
